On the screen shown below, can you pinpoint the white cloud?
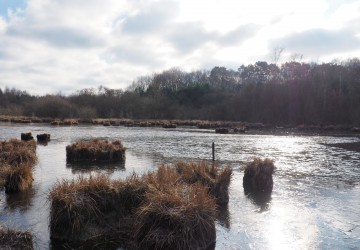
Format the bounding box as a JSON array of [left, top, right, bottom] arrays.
[[0, 0, 359, 95]]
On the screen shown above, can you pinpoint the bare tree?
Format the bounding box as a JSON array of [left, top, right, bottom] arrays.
[[270, 46, 285, 65]]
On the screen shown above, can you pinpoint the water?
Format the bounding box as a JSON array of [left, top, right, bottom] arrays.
[[0, 123, 359, 249]]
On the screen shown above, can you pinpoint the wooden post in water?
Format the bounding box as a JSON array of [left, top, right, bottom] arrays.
[[212, 142, 215, 161]]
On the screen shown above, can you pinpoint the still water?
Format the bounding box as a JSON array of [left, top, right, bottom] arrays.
[[0, 123, 359, 249]]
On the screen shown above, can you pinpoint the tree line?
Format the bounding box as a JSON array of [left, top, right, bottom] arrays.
[[1, 58, 359, 126]]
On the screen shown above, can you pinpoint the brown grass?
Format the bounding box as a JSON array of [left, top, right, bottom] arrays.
[[134, 183, 216, 250], [0, 139, 37, 166], [49, 163, 221, 249], [66, 139, 126, 163], [49, 174, 148, 247], [0, 227, 33, 250], [3, 164, 34, 193], [0, 139, 37, 193], [20, 133, 34, 141], [175, 161, 232, 205], [243, 158, 275, 196], [36, 134, 50, 143]]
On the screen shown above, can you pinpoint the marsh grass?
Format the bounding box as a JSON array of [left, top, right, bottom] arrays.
[[0, 227, 33, 250], [134, 183, 216, 250], [243, 158, 275, 203], [0, 139, 37, 193], [66, 139, 126, 163], [49, 174, 148, 247], [3, 164, 34, 193], [49, 162, 223, 249], [175, 161, 232, 205]]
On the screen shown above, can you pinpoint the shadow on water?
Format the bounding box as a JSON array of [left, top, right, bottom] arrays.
[[5, 187, 36, 212]]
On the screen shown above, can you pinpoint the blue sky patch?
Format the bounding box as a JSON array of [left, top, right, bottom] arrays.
[[0, 0, 26, 19]]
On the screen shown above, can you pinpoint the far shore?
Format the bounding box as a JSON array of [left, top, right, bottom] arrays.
[[0, 115, 359, 137]]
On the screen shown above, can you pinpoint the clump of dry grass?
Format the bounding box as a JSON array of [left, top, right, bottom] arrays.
[[0, 227, 33, 250], [20, 133, 34, 141], [36, 133, 50, 143], [49, 174, 148, 247], [243, 158, 275, 196], [49, 163, 220, 249], [175, 161, 232, 205], [66, 139, 126, 163], [0, 139, 37, 193], [134, 183, 216, 250], [3, 164, 34, 193], [0, 139, 37, 166]]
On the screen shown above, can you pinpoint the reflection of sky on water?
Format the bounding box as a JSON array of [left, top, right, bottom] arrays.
[[0, 123, 359, 249]]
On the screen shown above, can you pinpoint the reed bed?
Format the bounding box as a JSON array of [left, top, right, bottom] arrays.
[[0, 139, 37, 193], [49, 162, 223, 249], [66, 139, 126, 163], [0, 227, 33, 250], [243, 158, 275, 196]]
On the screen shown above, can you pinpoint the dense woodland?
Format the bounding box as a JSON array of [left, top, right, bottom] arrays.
[[1, 58, 360, 126]]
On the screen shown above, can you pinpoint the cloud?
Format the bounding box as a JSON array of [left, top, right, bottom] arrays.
[[0, 0, 360, 95], [218, 24, 260, 46], [270, 28, 360, 56], [7, 25, 105, 48], [121, 1, 179, 34], [166, 22, 218, 53], [103, 44, 164, 66]]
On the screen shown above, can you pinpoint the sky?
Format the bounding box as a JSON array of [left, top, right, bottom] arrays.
[[0, 0, 359, 95]]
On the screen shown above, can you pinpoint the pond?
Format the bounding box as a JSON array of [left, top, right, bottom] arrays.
[[0, 123, 359, 249]]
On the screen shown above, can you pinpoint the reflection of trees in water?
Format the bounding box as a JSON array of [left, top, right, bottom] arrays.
[[217, 204, 230, 229], [245, 192, 272, 212], [37, 141, 48, 146], [5, 187, 36, 212], [66, 160, 126, 174]]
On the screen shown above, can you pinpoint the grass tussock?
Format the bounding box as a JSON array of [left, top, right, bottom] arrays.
[[175, 161, 232, 205], [20, 133, 34, 141], [0, 139, 37, 166], [3, 164, 34, 193], [243, 158, 275, 196], [36, 133, 50, 143], [134, 183, 216, 250], [49, 163, 222, 249], [0, 139, 37, 193], [49, 174, 148, 246], [66, 139, 126, 163], [0, 227, 33, 250]]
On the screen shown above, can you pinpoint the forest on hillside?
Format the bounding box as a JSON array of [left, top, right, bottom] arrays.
[[1, 58, 360, 126]]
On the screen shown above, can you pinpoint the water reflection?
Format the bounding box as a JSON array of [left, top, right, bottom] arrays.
[[66, 161, 126, 174], [217, 204, 230, 229], [245, 192, 272, 212], [5, 188, 36, 212], [37, 141, 49, 146]]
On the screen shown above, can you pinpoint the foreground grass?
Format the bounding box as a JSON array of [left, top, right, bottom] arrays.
[[49, 162, 231, 249]]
